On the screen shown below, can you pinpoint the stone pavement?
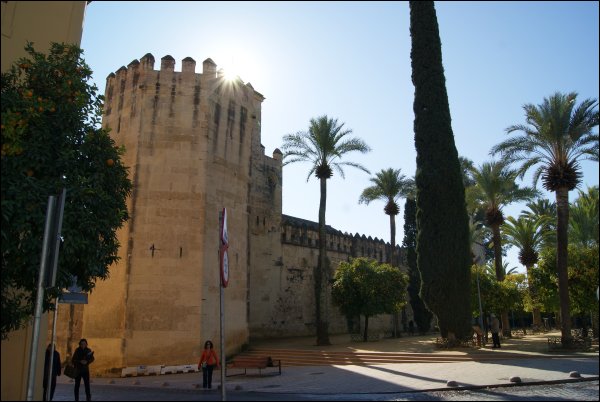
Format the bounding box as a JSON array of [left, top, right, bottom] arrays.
[[55, 331, 599, 397]]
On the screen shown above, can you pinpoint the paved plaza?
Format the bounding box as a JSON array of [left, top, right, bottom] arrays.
[[52, 331, 598, 401]]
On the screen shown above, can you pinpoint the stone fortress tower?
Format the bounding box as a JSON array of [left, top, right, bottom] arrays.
[[55, 53, 407, 375]]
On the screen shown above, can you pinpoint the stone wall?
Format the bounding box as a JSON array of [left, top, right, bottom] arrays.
[[249, 214, 407, 339], [68, 54, 267, 374]]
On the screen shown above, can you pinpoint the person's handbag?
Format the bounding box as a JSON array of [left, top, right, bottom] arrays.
[[64, 364, 79, 379], [201, 361, 207, 369]]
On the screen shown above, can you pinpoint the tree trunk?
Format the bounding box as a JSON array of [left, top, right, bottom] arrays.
[[501, 311, 510, 338], [389, 212, 400, 337], [492, 223, 511, 337], [316, 176, 331, 346], [363, 315, 370, 342], [555, 187, 572, 346], [389, 213, 396, 267], [526, 264, 542, 327], [492, 223, 504, 281], [533, 308, 542, 328]]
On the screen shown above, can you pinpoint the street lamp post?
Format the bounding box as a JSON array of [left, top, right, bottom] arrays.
[[476, 265, 484, 331]]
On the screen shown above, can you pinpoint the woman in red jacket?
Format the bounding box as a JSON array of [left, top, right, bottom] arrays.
[[198, 340, 219, 389]]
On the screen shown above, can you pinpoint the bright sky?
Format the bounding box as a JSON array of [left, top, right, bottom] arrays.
[[80, 1, 599, 273]]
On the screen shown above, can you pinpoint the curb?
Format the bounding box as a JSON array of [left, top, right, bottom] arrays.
[[91, 376, 599, 395]]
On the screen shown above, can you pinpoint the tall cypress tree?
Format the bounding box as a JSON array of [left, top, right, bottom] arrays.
[[402, 198, 433, 334], [409, 1, 472, 340]]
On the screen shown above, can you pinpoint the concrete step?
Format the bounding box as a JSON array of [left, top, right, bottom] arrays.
[[237, 348, 542, 367]]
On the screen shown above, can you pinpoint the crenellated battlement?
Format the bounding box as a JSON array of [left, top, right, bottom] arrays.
[[281, 214, 405, 266], [104, 53, 259, 94]]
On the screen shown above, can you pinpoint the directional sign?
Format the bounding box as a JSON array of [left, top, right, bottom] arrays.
[[220, 208, 229, 288]]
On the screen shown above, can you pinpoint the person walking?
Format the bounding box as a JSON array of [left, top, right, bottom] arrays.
[[490, 314, 501, 348], [43, 344, 61, 401], [198, 340, 219, 389], [72, 338, 94, 401]]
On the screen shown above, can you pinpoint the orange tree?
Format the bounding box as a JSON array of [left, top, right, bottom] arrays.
[[534, 244, 599, 333], [1, 42, 132, 339], [332, 257, 408, 342]]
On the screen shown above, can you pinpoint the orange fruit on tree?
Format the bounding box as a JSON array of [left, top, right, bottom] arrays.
[[106, 158, 114, 166]]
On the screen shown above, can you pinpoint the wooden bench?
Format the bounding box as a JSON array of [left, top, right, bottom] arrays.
[[547, 336, 591, 351], [435, 337, 477, 349], [547, 336, 562, 350], [511, 329, 526, 338], [226, 356, 281, 377]]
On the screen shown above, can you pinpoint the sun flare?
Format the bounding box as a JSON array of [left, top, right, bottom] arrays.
[[220, 56, 244, 82], [213, 48, 263, 88]]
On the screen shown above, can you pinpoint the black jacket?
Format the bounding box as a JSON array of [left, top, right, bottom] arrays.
[[72, 347, 94, 372], [43, 349, 61, 383]]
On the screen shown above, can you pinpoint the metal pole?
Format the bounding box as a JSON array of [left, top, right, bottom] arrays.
[[218, 210, 226, 401], [476, 266, 484, 332], [46, 298, 59, 401], [27, 196, 56, 401], [220, 279, 226, 401]]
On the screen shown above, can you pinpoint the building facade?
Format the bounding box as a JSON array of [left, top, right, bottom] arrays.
[[54, 54, 407, 375]]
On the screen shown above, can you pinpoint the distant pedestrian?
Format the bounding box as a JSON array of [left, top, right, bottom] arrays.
[[490, 314, 501, 348], [43, 344, 61, 401], [72, 338, 94, 401], [198, 340, 219, 389]]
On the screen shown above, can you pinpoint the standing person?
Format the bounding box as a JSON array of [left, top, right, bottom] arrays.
[[43, 344, 61, 401], [490, 314, 501, 348], [72, 338, 94, 401], [408, 320, 415, 336], [198, 340, 219, 389]]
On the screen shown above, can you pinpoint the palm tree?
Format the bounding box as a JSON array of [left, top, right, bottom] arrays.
[[503, 215, 549, 327], [492, 92, 599, 345], [467, 160, 539, 281], [281, 115, 371, 345], [359, 168, 415, 267], [468, 216, 486, 264], [569, 186, 599, 247], [459, 156, 476, 188], [467, 160, 538, 336], [482, 261, 519, 278], [521, 198, 557, 248]]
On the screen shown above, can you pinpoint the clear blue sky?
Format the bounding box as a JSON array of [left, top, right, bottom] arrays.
[[80, 1, 599, 273]]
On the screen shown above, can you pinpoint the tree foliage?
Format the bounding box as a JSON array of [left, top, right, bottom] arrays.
[[492, 91, 599, 345], [534, 245, 599, 317], [1, 42, 132, 339], [409, 1, 472, 340], [402, 197, 433, 334], [332, 257, 408, 342], [471, 266, 525, 319], [569, 186, 599, 247]]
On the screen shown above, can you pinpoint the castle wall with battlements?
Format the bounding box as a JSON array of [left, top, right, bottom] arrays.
[[248, 215, 405, 339], [71, 54, 267, 373], [55, 54, 408, 375]]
